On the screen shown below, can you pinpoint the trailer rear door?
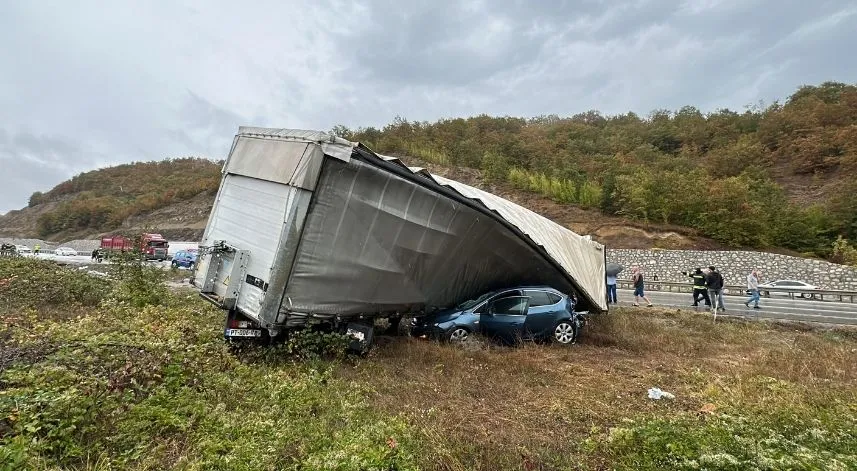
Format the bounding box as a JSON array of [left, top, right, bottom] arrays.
[[199, 173, 297, 320]]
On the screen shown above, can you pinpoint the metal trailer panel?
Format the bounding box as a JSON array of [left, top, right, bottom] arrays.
[[193, 135, 329, 324], [199, 174, 296, 320], [425, 173, 606, 311], [196, 128, 608, 327], [279, 157, 578, 320], [372, 153, 607, 311]]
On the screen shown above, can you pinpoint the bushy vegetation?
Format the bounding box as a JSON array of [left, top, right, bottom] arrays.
[[831, 236, 857, 266], [335, 81, 857, 256], [0, 258, 416, 470], [2, 258, 855, 469], [0, 257, 109, 309], [31, 158, 221, 238]]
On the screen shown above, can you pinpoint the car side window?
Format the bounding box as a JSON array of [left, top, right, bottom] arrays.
[[524, 290, 554, 307], [474, 290, 521, 314], [546, 293, 562, 304], [491, 296, 528, 315]]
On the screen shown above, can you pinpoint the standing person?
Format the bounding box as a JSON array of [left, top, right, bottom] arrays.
[[606, 274, 618, 304], [745, 269, 761, 309], [706, 265, 726, 312], [631, 266, 653, 307], [685, 267, 711, 307], [34, 243, 41, 255]]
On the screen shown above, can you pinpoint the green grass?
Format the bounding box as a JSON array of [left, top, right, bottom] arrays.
[[1, 258, 856, 470]]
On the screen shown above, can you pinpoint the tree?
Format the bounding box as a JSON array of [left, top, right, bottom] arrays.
[[28, 191, 46, 207], [481, 152, 509, 183], [329, 125, 352, 138], [831, 236, 857, 266]]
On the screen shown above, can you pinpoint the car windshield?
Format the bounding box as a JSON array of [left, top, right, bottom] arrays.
[[456, 291, 498, 310]]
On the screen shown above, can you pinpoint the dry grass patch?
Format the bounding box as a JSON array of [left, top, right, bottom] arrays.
[[340, 308, 857, 470]]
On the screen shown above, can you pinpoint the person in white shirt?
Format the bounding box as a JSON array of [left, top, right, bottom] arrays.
[[606, 274, 617, 304], [745, 269, 761, 309]]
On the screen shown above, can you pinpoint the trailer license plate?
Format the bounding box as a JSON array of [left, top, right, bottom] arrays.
[[226, 328, 262, 338]]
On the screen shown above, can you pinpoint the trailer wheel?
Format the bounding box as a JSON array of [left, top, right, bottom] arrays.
[[384, 316, 402, 335]]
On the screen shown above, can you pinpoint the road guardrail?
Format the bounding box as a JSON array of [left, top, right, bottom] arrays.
[[616, 280, 857, 303]]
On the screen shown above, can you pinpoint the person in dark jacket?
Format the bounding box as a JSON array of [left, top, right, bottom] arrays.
[[706, 265, 725, 312], [685, 267, 711, 307]]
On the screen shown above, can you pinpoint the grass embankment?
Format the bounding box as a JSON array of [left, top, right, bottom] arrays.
[[1, 257, 855, 470]]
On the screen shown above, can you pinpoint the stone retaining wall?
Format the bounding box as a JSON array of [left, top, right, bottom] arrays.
[[606, 249, 857, 291]]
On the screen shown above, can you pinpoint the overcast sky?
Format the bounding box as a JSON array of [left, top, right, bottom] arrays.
[[1, 0, 856, 214]]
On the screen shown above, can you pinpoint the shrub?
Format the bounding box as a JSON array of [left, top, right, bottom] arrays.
[[108, 252, 168, 307], [0, 257, 109, 310], [831, 236, 857, 266], [287, 329, 352, 360]]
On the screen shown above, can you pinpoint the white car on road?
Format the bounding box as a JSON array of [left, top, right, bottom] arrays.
[[758, 280, 820, 298], [54, 247, 78, 256], [15, 245, 32, 256]]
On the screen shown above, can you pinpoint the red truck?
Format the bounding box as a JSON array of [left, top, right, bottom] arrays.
[[100, 233, 170, 261]]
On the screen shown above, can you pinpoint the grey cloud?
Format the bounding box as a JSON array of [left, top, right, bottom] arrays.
[[1, 0, 856, 214], [0, 129, 101, 210], [168, 91, 247, 158]]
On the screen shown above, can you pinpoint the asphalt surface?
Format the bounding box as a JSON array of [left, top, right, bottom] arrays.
[[616, 288, 857, 326], [24, 242, 199, 268]]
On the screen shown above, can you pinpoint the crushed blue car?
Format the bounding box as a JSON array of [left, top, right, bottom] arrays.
[[411, 286, 584, 345]]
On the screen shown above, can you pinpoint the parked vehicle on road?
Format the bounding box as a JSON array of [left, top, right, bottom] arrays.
[[54, 247, 77, 256], [100, 233, 170, 261], [15, 245, 32, 256], [0, 243, 17, 257], [758, 280, 820, 298], [171, 250, 197, 269], [411, 287, 584, 345]]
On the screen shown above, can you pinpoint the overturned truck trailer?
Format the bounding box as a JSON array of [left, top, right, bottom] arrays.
[[193, 128, 607, 342]]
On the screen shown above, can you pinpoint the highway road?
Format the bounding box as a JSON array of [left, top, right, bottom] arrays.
[[13, 253, 857, 327], [616, 288, 857, 326]]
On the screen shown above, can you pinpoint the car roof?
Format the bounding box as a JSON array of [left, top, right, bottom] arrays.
[[490, 286, 566, 295]]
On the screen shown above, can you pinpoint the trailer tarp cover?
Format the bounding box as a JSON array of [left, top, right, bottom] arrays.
[[233, 128, 607, 317]]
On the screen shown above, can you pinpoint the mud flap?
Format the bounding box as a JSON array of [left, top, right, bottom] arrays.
[[345, 322, 374, 354]]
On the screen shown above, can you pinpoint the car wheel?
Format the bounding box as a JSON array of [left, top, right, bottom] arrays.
[[447, 327, 469, 343], [188, 262, 195, 270], [171, 261, 178, 268], [553, 321, 576, 345]]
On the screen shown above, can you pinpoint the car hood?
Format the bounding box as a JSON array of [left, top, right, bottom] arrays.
[[424, 308, 466, 323]]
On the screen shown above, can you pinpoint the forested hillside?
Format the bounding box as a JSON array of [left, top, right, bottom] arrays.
[[333, 82, 857, 257], [25, 158, 221, 238], [3, 82, 856, 259]]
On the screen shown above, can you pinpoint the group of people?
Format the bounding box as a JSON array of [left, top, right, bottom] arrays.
[[685, 266, 727, 311], [90, 248, 105, 262], [606, 265, 764, 311], [685, 267, 763, 311]]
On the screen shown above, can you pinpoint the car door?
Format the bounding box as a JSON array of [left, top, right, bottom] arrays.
[[480, 296, 530, 343], [523, 290, 564, 339]]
